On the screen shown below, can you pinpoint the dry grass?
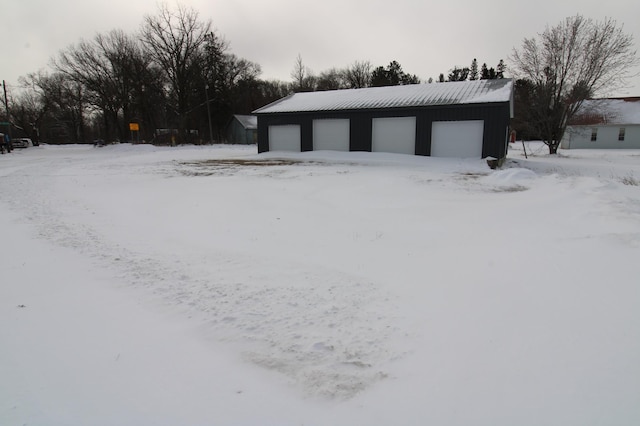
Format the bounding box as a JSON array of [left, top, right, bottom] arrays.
[[456, 172, 489, 181], [176, 158, 316, 177], [490, 185, 528, 193], [620, 174, 639, 186], [181, 158, 309, 167]]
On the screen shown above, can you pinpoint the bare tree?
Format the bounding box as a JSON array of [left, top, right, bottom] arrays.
[[290, 54, 315, 92], [316, 68, 348, 91], [344, 60, 372, 88], [22, 72, 87, 144], [510, 15, 638, 154], [55, 29, 153, 141], [12, 75, 49, 143], [255, 80, 291, 105], [140, 3, 212, 142]]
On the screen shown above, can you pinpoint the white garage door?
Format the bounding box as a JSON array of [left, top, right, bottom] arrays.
[[431, 120, 484, 158], [372, 117, 416, 155], [269, 125, 301, 152], [313, 119, 350, 151]]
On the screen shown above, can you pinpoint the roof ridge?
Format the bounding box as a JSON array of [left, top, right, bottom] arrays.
[[253, 79, 513, 114]]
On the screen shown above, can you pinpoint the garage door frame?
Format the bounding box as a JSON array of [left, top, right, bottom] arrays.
[[371, 116, 416, 155], [268, 124, 301, 152], [313, 119, 350, 151], [431, 120, 484, 158]]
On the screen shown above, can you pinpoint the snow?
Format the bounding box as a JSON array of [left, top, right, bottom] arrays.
[[575, 98, 640, 125], [2, 142, 639, 425], [254, 79, 512, 113], [234, 114, 258, 130]]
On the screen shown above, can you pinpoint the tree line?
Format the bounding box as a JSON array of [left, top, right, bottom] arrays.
[[432, 59, 507, 83], [4, 4, 425, 145], [3, 8, 638, 154], [289, 57, 421, 91], [9, 4, 274, 145]]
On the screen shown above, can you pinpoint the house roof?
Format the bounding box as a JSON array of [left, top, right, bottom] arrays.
[[234, 115, 257, 130], [253, 79, 513, 114], [569, 98, 640, 126]]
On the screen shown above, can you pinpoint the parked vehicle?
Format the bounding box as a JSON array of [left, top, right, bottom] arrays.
[[12, 138, 32, 148]]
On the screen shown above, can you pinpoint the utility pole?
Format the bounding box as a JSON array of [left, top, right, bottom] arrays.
[[2, 80, 8, 118], [2, 80, 9, 121], [2, 80, 12, 143], [205, 84, 213, 144]]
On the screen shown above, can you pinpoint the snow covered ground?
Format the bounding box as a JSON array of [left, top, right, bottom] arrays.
[[1, 142, 639, 425]]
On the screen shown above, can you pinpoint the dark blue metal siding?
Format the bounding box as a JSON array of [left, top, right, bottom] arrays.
[[257, 102, 511, 159]]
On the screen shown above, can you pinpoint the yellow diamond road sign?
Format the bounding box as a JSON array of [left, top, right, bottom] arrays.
[[129, 123, 139, 131]]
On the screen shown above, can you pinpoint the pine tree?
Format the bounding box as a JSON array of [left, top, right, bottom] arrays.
[[370, 66, 389, 87], [496, 59, 506, 79], [370, 61, 420, 86], [480, 63, 490, 80], [469, 58, 479, 80], [447, 66, 469, 81]]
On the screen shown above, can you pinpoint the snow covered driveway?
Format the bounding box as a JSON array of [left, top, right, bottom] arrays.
[[1, 143, 639, 425]]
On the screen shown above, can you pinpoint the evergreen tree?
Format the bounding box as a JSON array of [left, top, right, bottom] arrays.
[[401, 73, 420, 84], [480, 63, 490, 80], [370, 66, 389, 86], [496, 59, 506, 79], [370, 61, 420, 86], [447, 66, 469, 82], [469, 58, 479, 80], [387, 61, 404, 85]]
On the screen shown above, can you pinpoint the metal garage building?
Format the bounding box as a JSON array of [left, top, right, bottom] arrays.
[[253, 79, 514, 160]]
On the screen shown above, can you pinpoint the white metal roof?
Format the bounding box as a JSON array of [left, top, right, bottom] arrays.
[[570, 98, 640, 126], [254, 79, 513, 114], [234, 115, 258, 129]]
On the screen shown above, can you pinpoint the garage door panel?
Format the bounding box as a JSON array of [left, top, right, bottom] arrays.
[[372, 117, 416, 155], [269, 125, 301, 152], [313, 119, 350, 151], [431, 120, 484, 158]]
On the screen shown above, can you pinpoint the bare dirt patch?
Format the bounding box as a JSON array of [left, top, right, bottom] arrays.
[[176, 158, 318, 176], [490, 185, 529, 193]]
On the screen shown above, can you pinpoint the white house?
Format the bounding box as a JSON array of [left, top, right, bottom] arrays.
[[561, 98, 640, 149]]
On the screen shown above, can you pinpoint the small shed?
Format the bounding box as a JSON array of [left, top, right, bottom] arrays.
[[227, 115, 258, 144], [561, 98, 640, 149], [253, 79, 514, 160]]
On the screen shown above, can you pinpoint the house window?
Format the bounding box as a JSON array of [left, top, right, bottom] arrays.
[[619, 128, 626, 141], [590, 128, 598, 141]]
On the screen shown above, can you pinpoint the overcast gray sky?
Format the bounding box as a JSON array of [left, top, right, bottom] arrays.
[[5, 0, 640, 97]]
